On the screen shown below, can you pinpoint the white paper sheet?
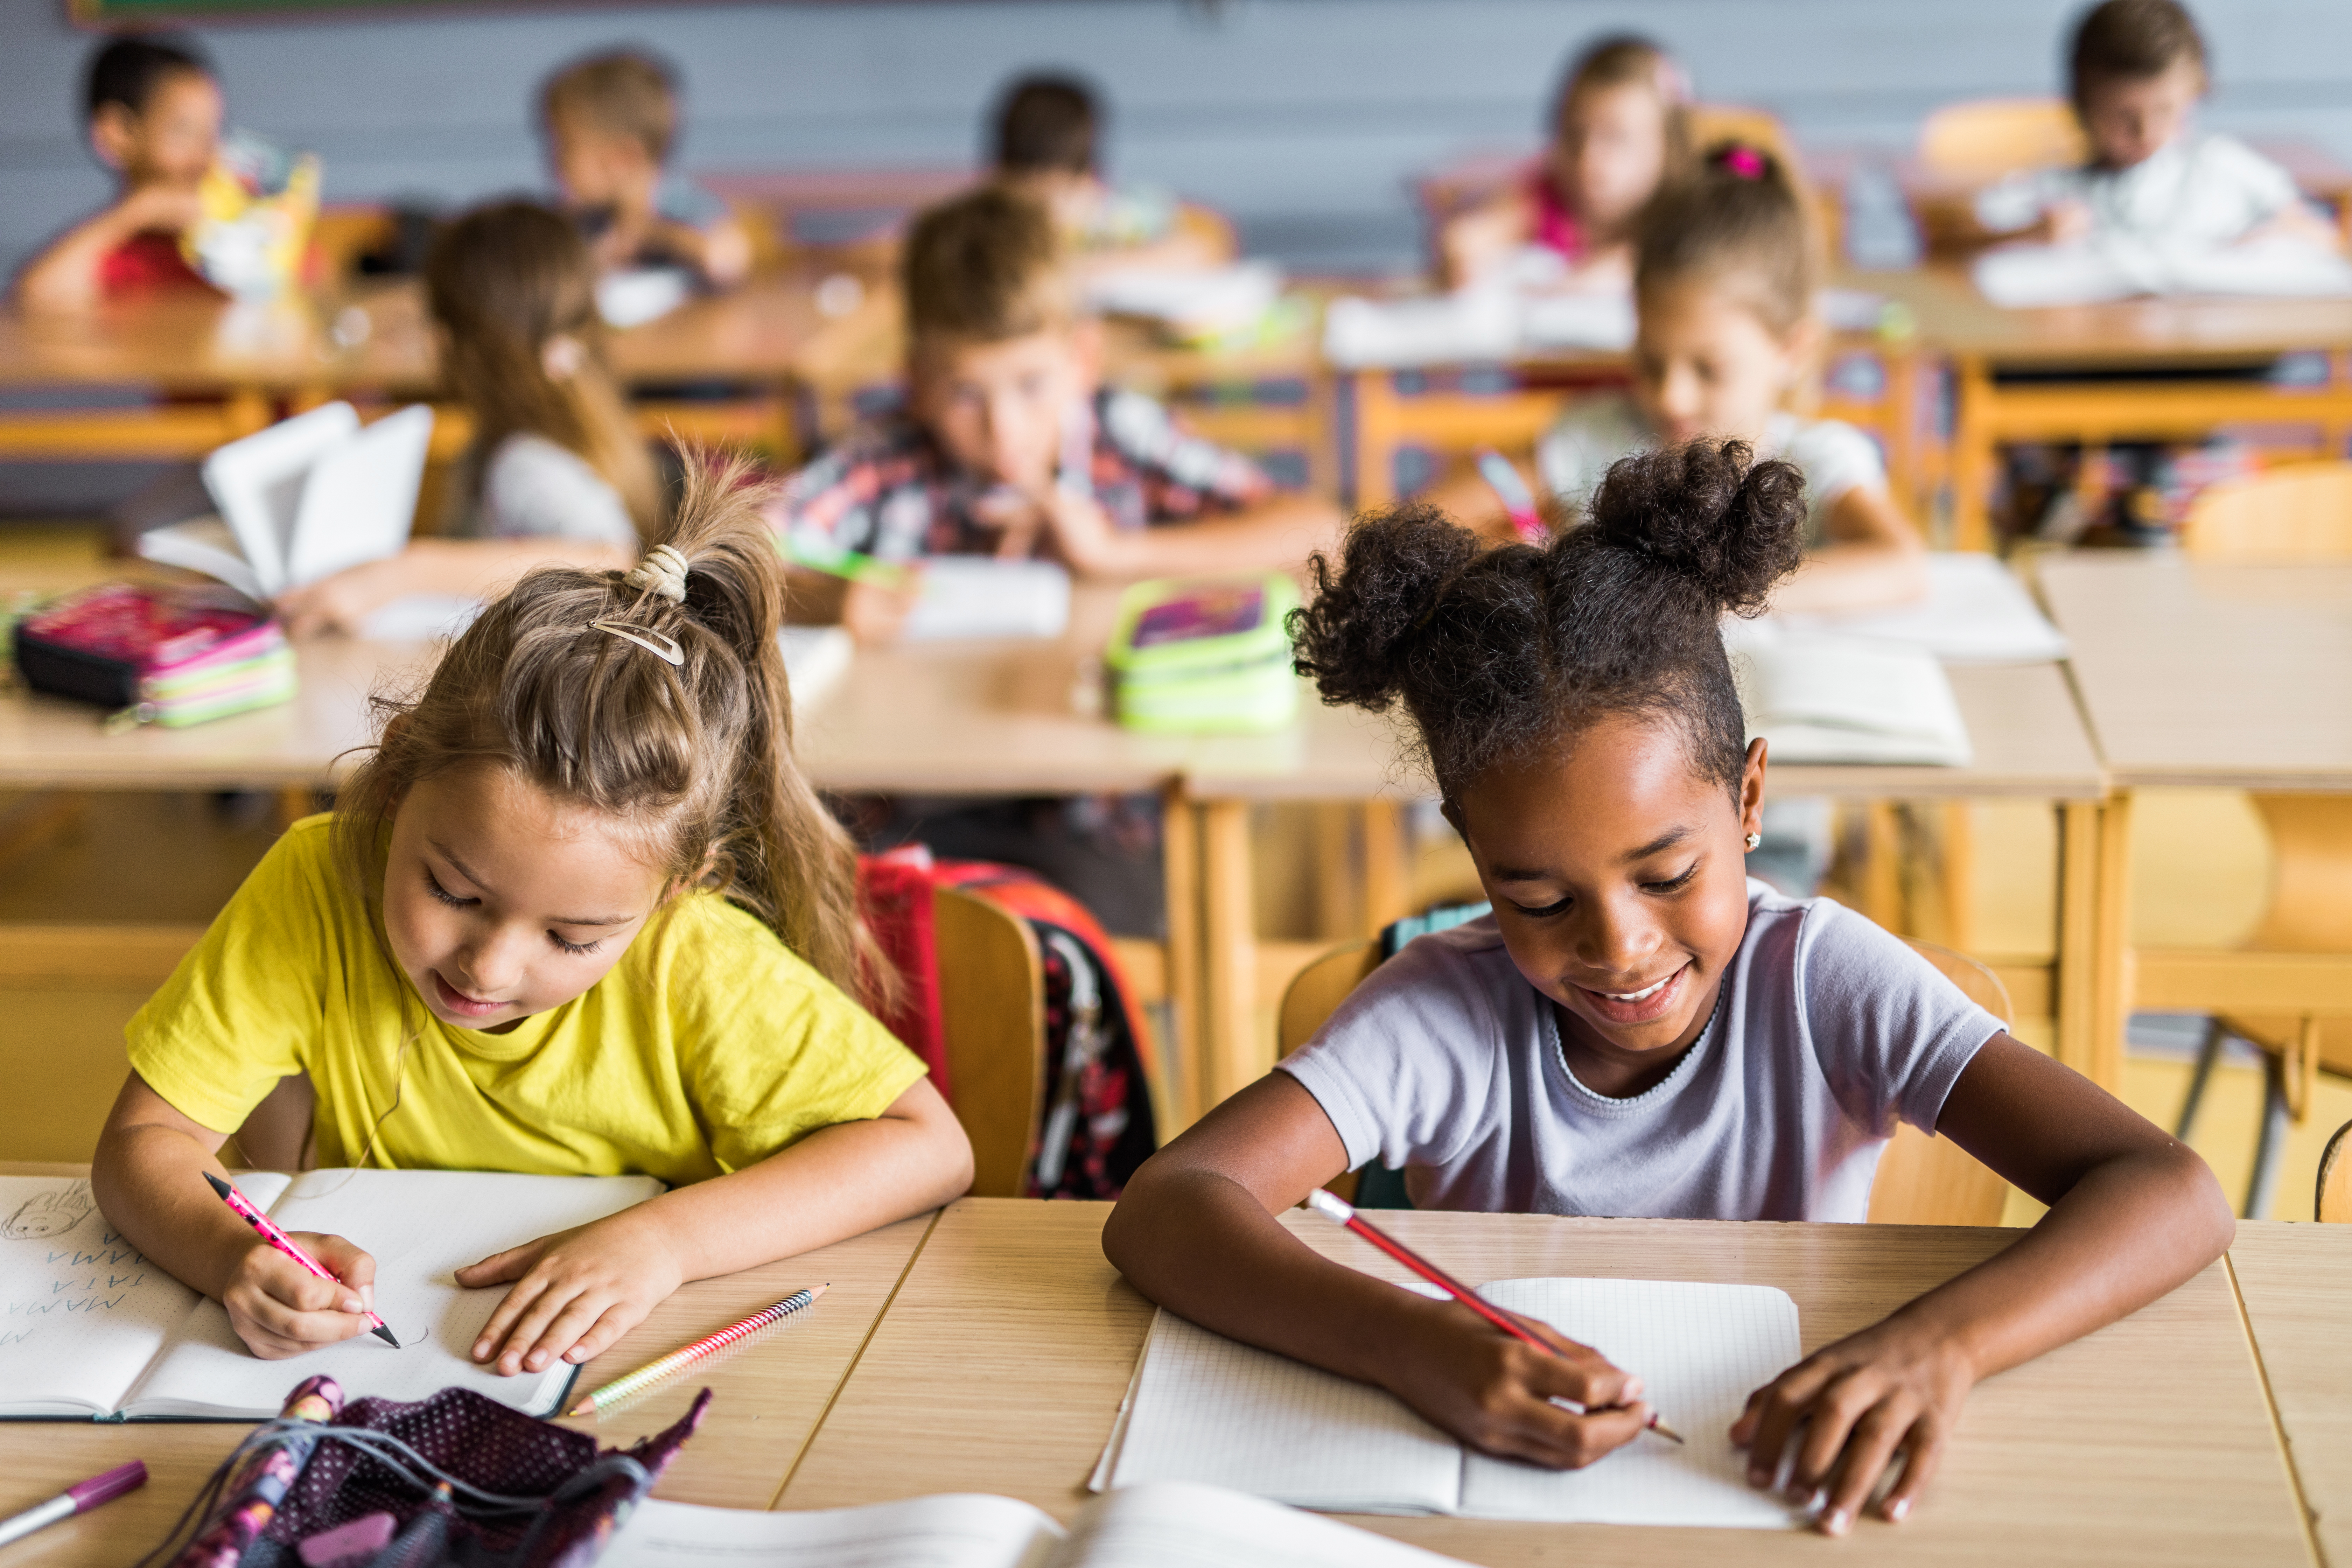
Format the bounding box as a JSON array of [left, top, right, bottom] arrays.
[[120, 1168, 659, 1419], [1770, 554, 2068, 665], [601, 1493, 1061, 1568]]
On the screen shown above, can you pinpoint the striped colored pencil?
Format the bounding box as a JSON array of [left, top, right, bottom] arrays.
[[567, 1284, 828, 1417]]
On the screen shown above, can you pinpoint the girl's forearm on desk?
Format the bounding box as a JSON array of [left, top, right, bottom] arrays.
[[91, 1087, 257, 1303]]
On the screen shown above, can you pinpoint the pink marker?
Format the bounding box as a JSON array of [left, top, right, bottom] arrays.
[[204, 1172, 399, 1347], [0, 1461, 146, 1548]]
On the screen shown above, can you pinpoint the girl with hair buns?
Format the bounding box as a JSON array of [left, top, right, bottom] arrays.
[[94, 459, 973, 1374], [1104, 442, 2230, 1537], [277, 201, 666, 638]]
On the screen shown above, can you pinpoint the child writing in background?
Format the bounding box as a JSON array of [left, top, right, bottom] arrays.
[[772, 186, 1340, 642], [1967, 0, 2338, 256], [1437, 143, 1926, 615], [276, 201, 664, 637], [15, 35, 223, 311], [1103, 444, 2233, 1536], [1437, 35, 1690, 293], [93, 465, 973, 1373], [540, 48, 753, 289], [989, 72, 1235, 281]]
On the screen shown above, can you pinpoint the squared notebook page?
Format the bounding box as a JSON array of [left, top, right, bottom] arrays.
[[600, 1493, 1062, 1568], [122, 1168, 660, 1419], [1107, 1306, 1463, 1514], [0, 1174, 287, 1416], [1457, 1278, 1801, 1528]]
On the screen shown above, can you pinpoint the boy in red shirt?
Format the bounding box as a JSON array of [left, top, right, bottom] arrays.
[[16, 35, 223, 311]]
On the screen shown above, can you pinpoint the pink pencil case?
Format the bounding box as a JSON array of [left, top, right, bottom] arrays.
[[13, 582, 288, 715]]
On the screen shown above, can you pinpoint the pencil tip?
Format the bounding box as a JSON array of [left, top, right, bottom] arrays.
[[372, 1324, 400, 1347], [566, 1402, 592, 1418], [202, 1171, 232, 1198], [1650, 1420, 1686, 1444]]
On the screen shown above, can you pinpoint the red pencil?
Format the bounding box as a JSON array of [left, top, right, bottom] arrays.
[[1305, 1187, 1682, 1443]]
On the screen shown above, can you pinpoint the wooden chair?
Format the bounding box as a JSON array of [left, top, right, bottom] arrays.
[[2318, 1119, 2352, 1222], [222, 885, 1045, 1197], [934, 885, 1047, 1199], [1274, 933, 2011, 1225], [1916, 98, 2087, 181], [2156, 472, 2352, 1217]]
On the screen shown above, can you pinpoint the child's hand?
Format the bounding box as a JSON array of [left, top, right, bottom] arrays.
[[223, 1232, 379, 1360], [119, 183, 205, 238], [457, 1211, 684, 1377], [1382, 1298, 1654, 1469], [275, 557, 411, 639], [839, 577, 919, 644], [2044, 198, 2094, 247], [1032, 490, 1124, 577], [1731, 1317, 1975, 1535]]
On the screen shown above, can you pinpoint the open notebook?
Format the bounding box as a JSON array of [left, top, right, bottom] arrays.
[[1973, 236, 2352, 308], [0, 1168, 657, 1421], [1098, 1279, 1801, 1529], [1726, 630, 1973, 768], [604, 1482, 1469, 1568]]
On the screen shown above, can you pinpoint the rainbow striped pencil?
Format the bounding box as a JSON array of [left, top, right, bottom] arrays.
[[567, 1285, 827, 1417]]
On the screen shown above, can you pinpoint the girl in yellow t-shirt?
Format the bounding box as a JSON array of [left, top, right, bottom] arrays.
[[91, 459, 973, 1376]]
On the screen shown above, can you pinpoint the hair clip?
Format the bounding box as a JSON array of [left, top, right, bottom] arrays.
[[625, 543, 690, 605], [589, 618, 684, 666], [1720, 145, 1767, 181]]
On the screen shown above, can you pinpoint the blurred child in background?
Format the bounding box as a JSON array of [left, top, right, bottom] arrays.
[[772, 186, 1337, 642], [1437, 35, 1691, 293], [16, 35, 223, 310], [540, 48, 752, 288], [1443, 144, 1925, 615], [990, 72, 1234, 279], [277, 202, 664, 636], [1972, 0, 2337, 255]]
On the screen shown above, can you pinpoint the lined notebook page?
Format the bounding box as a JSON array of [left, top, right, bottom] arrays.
[[1069, 1482, 1474, 1568], [1107, 1306, 1463, 1514], [123, 1168, 660, 1418], [1459, 1278, 1800, 1527]]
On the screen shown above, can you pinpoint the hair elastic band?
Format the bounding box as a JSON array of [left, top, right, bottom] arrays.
[[625, 543, 690, 605], [589, 619, 684, 666]]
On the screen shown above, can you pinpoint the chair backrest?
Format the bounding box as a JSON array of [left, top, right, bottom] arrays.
[[1865, 941, 2013, 1227], [1273, 932, 2012, 1226], [933, 884, 1045, 1198], [2182, 463, 2352, 561], [1917, 97, 2087, 180], [2319, 1118, 2352, 1222]]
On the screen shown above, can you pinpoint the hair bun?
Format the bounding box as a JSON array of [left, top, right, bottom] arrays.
[[1582, 439, 1806, 616]]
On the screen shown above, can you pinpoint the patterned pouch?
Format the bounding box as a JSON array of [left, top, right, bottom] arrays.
[[149, 1374, 707, 1568]]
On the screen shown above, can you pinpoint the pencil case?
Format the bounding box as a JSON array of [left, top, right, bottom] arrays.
[[1104, 574, 1300, 734], [12, 582, 295, 725]]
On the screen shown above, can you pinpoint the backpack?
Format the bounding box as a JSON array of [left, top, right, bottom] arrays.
[[858, 849, 1158, 1199]]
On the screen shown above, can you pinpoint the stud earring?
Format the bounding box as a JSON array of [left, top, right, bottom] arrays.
[[1745, 832, 1762, 850]]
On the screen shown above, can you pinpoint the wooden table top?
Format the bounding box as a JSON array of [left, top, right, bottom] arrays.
[[1185, 658, 2108, 803], [0, 267, 876, 396], [779, 1198, 2305, 1567], [2228, 1222, 2352, 1568], [0, 1161, 933, 1563], [2039, 554, 2352, 790], [1864, 264, 2352, 366]]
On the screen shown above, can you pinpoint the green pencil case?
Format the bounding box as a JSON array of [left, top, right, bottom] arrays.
[[1105, 575, 1300, 734]]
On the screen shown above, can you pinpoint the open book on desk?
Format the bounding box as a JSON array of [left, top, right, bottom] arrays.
[[1974, 235, 2352, 308], [1726, 625, 1973, 768], [605, 1483, 1471, 1568], [0, 1168, 657, 1421], [1771, 553, 2067, 665], [1096, 1278, 1802, 1528]]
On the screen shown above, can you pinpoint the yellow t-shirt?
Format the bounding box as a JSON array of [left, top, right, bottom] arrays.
[[127, 815, 925, 1185]]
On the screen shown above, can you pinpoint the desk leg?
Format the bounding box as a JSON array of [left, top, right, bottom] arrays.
[[1160, 785, 1202, 1134], [2056, 796, 2133, 1092], [1200, 800, 1259, 1111], [1952, 355, 1995, 553], [1363, 799, 1409, 933]]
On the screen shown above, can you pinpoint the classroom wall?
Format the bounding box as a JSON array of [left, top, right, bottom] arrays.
[[5, 0, 2352, 279]]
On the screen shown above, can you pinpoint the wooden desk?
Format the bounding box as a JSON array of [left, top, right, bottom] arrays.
[[780, 1197, 2307, 1567], [2040, 554, 2352, 1104], [1865, 267, 2352, 549], [1178, 657, 2117, 1107], [0, 1162, 936, 1563], [2230, 1221, 2352, 1568]]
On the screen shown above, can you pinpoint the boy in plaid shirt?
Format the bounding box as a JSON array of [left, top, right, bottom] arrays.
[[772, 186, 1338, 640]]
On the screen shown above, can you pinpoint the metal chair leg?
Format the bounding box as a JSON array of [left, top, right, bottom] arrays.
[[2176, 1016, 2227, 1141], [2247, 1049, 2293, 1220]]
